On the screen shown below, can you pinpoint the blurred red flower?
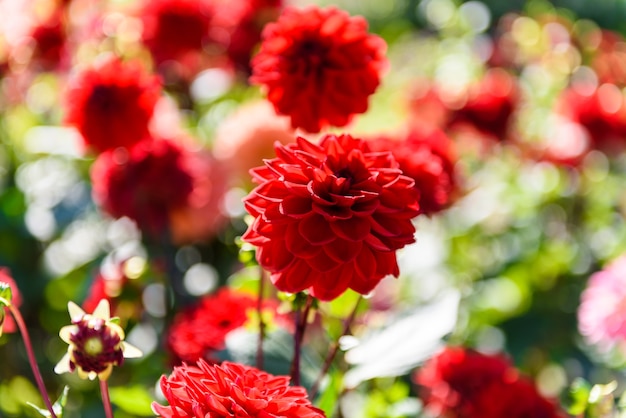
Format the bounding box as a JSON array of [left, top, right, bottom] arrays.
[[472, 379, 563, 418], [27, 11, 68, 72], [64, 57, 161, 153], [250, 6, 387, 133], [140, 0, 213, 73], [367, 129, 458, 216], [91, 139, 194, 236], [0, 268, 22, 335], [210, 0, 282, 72], [167, 288, 256, 363], [448, 68, 519, 141], [557, 83, 626, 154], [152, 360, 326, 417], [242, 134, 419, 301], [415, 347, 562, 418]]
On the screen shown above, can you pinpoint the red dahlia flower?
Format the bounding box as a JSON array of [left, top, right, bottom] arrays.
[[414, 347, 562, 418], [250, 6, 387, 133], [242, 134, 419, 301], [64, 57, 161, 153], [91, 139, 194, 236], [367, 129, 458, 216], [152, 360, 326, 417]]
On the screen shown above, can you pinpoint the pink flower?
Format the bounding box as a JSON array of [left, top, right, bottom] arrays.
[[578, 255, 626, 352], [212, 100, 296, 185]]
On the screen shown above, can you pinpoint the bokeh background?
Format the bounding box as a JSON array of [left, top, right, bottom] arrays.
[[3, 0, 626, 416]]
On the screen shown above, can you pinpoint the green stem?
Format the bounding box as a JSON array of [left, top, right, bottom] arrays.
[[310, 296, 361, 399], [256, 269, 266, 369], [290, 295, 314, 387], [100, 379, 114, 418], [9, 305, 57, 418]]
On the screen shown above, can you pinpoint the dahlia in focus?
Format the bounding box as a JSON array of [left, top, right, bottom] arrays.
[[152, 360, 326, 417], [64, 57, 162, 153], [242, 134, 419, 301], [91, 139, 194, 236], [414, 346, 562, 418], [578, 255, 626, 353], [367, 129, 458, 216], [251, 6, 387, 133]]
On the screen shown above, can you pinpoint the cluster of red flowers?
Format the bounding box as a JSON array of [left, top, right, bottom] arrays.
[[153, 360, 326, 417], [242, 134, 419, 301], [414, 347, 563, 418], [0, 269, 21, 335], [139, 0, 282, 76], [408, 68, 519, 144]]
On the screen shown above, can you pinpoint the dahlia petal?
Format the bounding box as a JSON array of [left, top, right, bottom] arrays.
[[306, 249, 340, 272], [365, 234, 393, 251], [354, 245, 377, 280], [54, 352, 72, 375], [272, 261, 315, 293], [280, 195, 312, 218], [313, 202, 354, 220], [298, 214, 335, 245], [375, 251, 400, 277], [285, 225, 322, 258], [310, 264, 353, 301], [329, 216, 370, 241], [257, 241, 294, 272], [122, 342, 143, 358], [324, 239, 362, 263], [68, 301, 86, 322]]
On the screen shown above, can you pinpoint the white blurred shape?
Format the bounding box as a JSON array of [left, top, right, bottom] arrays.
[[143, 284, 167, 318], [459, 1, 490, 33], [184, 263, 218, 296], [24, 126, 83, 157], [190, 68, 233, 103], [343, 291, 460, 388], [25, 204, 56, 240], [126, 323, 158, 357]]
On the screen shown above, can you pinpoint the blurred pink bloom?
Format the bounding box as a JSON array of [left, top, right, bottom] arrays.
[[578, 255, 626, 352], [213, 100, 295, 185]]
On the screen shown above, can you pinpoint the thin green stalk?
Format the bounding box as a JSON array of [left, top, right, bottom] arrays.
[[310, 296, 361, 399], [290, 295, 314, 387], [256, 269, 266, 369]]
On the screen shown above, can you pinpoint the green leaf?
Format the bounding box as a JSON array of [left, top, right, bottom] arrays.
[[0, 282, 13, 307], [109, 385, 155, 416], [27, 385, 69, 417]]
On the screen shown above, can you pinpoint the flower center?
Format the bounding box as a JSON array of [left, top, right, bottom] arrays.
[[84, 336, 104, 356]]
